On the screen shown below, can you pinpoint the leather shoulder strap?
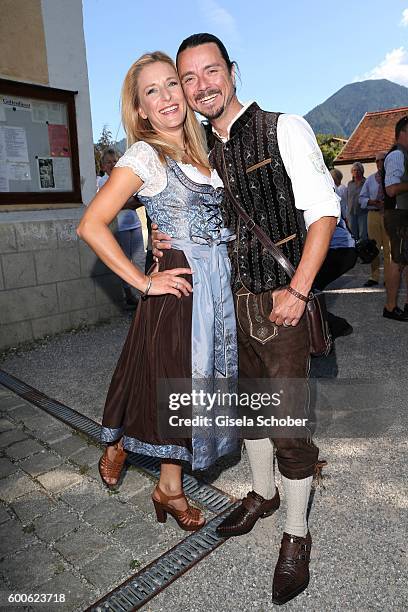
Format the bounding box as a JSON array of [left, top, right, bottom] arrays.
[[220, 148, 296, 279]]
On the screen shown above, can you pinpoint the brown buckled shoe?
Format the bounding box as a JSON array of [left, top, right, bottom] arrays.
[[272, 530, 312, 605], [216, 489, 280, 537]]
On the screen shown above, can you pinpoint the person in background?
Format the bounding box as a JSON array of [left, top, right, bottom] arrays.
[[144, 214, 154, 274], [331, 169, 349, 227], [331, 168, 347, 201], [359, 151, 390, 287], [97, 148, 145, 307], [347, 162, 367, 241], [313, 170, 357, 337], [383, 116, 408, 321]]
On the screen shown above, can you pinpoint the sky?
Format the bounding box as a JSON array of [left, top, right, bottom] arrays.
[[82, 0, 408, 142]]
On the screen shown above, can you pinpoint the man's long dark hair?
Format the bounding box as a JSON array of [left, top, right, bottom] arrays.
[[176, 33, 235, 73], [176, 33, 240, 150]]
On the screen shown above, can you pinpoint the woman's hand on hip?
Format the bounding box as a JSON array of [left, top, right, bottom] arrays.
[[148, 268, 193, 298]]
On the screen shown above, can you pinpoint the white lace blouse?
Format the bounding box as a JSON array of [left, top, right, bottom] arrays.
[[115, 141, 223, 195]]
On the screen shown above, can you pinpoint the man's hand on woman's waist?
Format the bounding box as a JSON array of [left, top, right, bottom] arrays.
[[152, 222, 172, 260]]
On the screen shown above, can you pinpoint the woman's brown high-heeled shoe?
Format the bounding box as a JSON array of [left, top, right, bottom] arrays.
[[151, 485, 205, 531], [98, 443, 127, 489]]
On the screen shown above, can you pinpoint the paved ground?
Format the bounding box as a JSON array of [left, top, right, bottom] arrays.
[[0, 262, 407, 611], [0, 388, 190, 611]]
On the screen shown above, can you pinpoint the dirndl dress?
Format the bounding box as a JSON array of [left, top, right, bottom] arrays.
[[100, 144, 238, 470]]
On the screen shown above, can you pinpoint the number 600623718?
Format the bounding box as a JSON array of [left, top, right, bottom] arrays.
[[8, 593, 66, 603]]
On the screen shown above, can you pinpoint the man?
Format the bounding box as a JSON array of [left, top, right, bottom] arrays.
[[153, 34, 339, 604], [383, 116, 408, 321], [359, 151, 391, 287], [97, 148, 145, 307]]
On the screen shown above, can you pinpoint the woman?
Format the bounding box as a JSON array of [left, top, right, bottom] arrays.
[[77, 52, 237, 531], [347, 162, 367, 241]]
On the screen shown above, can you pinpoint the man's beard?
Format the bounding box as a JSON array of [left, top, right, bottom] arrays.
[[200, 104, 225, 120], [196, 87, 236, 123], [194, 88, 224, 120]]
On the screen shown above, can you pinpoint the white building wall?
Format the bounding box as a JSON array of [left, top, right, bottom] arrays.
[[41, 0, 95, 204], [333, 162, 377, 184], [0, 1, 122, 352]]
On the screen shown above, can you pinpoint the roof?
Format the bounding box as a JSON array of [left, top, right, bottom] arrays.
[[334, 106, 408, 164]]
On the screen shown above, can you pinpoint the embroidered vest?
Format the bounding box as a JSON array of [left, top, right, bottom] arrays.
[[383, 144, 408, 211], [396, 144, 408, 211], [209, 103, 305, 294]]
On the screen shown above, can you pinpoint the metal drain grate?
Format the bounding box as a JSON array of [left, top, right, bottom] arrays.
[[87, 507, 239, 612], [0, 369, 239, 610], [0, 370, 234, 513], [0, 371, 101, 439]]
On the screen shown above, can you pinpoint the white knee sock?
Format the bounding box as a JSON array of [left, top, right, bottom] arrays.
[[282, 475, 313, 537], [244, 438, 276, 499]]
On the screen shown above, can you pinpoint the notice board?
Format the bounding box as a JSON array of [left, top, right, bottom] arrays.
[[0, 79, 81, 205]]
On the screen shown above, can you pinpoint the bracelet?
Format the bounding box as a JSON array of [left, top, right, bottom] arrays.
[[142, 275, 152, 299], [286, 285, 309, 303]]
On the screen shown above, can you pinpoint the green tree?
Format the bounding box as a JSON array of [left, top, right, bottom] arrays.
[[94, 124, 113, 174], [316, 134, 346, 170]]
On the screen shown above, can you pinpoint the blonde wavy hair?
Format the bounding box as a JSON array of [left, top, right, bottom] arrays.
[[121, 51, 209, 169]]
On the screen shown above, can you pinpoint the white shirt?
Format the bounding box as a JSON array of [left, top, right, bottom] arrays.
[[115, 141, 223, 193], [359, 173, 383, 210], [335, 184, 348, 218], [96, 173, 109, 191], [336, 184, 347, 199], [384, 149, 405, 187], [213, 101, 340, 229]]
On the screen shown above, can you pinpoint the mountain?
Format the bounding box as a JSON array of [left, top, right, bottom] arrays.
[[304, 79, 408, 137]]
